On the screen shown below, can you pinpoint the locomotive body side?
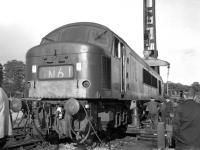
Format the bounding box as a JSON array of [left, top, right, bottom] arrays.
[[110, 40, 163, 101]]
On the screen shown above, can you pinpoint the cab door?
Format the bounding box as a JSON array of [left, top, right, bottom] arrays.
[[121, 43, 126, 96], [113, 37, 126, 97]]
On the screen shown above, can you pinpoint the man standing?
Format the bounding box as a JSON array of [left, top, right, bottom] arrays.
[[173, 94, 200, 150], [165, 99, 174, 125], [145, 98, 159, 129], [0, 87, 12, 147], [160, 100, 166, 123]]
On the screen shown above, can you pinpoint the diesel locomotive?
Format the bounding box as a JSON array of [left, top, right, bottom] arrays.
[[24, 22, 163, 143]]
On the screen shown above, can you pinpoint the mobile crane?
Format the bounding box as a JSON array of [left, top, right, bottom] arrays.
[[142, 0, 172, 149], [143, 0, 170, 73]]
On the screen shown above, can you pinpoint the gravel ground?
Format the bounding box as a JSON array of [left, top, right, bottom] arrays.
[[31, 136, 156, 150], [11, 112, 157, 150]]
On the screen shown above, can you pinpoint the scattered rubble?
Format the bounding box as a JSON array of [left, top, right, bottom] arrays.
[[30, 136, 155, 150]]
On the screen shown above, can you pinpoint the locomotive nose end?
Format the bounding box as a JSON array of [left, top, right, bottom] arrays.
[[64, 98, 80, 115]]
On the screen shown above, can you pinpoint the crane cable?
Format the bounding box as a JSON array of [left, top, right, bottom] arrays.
[[166, 65, 170, 96]]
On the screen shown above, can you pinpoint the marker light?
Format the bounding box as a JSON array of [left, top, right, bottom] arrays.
[[56, 106, 64, 119], [85, 104, 90, 109], [32, 65, 37, 73], [76, 62, 82, 71]]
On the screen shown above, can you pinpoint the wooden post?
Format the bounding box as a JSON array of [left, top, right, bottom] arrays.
[[157, 122, 165, 149]]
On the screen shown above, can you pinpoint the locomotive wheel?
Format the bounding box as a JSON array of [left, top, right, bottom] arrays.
[[71, 117, 92, 144]]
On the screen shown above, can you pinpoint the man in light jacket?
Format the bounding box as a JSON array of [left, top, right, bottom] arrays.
[[0, 87, 12, 147]]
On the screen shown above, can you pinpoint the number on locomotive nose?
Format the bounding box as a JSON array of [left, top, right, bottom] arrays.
[[39, 66, 73, 79], [48, 67, 64, 78]]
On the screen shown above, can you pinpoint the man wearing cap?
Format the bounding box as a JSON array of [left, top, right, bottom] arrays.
[[173, 94, 200, 150], [145, 98, 159, 129]]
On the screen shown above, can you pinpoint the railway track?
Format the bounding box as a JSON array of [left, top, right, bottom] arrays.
[[2, 127, 43, 150], [2, 137, 42, 150]]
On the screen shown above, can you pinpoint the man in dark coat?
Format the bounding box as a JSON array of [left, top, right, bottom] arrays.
[[145, 98, 159, 129], [173, 94, 200, 150], [160, 99, 173, 124]]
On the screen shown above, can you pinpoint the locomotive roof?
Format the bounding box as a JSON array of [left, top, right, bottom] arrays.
[[40, 22, 162, 79], [43, 22, 111, 35], [41, 22, 127, 44], [40, 22, 137, 63]]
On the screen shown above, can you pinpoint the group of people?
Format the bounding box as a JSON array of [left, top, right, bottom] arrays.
[[144, 94, 200, 150], [144, 97, 174, 129]]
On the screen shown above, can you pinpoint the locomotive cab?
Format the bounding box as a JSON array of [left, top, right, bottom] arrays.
[[26, 43, 107, 99], [26, 23, 113, 99]]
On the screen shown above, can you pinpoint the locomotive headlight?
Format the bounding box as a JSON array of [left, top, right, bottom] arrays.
[[82, 80, 90, 88]]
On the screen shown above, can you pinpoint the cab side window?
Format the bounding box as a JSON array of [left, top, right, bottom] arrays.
[[113, 38, 123, 58]]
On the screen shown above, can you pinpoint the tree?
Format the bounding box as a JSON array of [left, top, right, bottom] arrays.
[[2, 60, 25, 97], [165, 82, 190, 97], [191, 82, 200, 96], [0, 63, 3, 87]]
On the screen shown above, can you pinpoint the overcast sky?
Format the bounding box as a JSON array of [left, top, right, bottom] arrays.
[[0, 0, 200, 85]]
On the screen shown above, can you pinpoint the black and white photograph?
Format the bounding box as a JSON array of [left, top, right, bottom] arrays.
[[0, 0, 200, 149]]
